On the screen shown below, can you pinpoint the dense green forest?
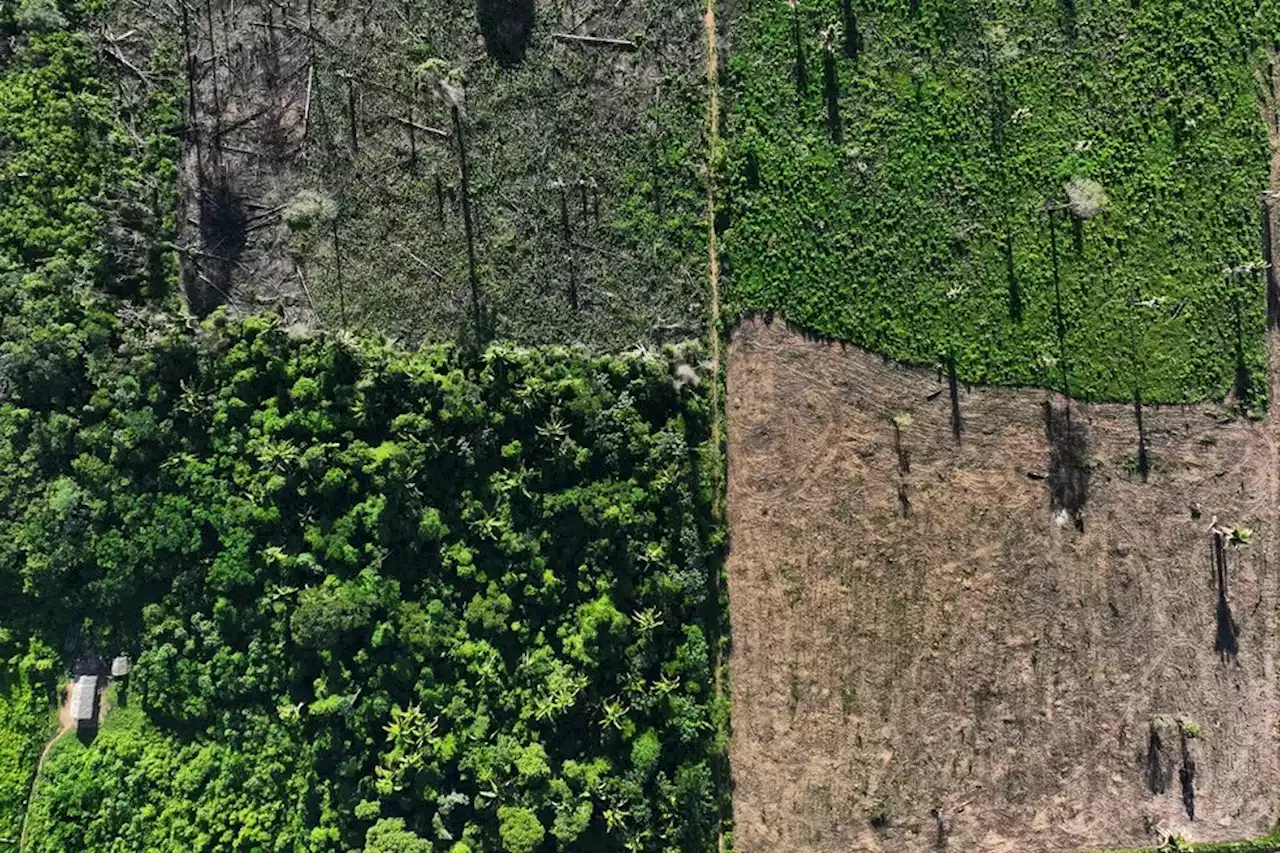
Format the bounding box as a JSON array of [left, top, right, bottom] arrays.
[[0, 1, 728, 850], [724, 0, 1277, 403]]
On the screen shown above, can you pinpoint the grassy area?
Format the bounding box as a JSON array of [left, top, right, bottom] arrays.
[[22, 688, 321, 852], [1097, 834, 1280, 853], [722, 0, 1277, 403], [0, 644, 57, 844], [296, 0, 709, 347]]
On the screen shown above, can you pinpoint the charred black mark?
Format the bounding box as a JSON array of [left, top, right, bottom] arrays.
[[1146, 724, 1170, 795], [1261, 199, 1278, 329], [191, 172, 247, 316], [1179, 733, 1196, 820], [1044, 400, 1089, 531], [948, 351, 962, 444], [892, 420, 910, 475], [1133, 387, 1148, 482]]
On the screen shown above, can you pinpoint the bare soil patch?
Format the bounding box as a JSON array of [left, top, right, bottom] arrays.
[[725, 316, 1280, 853]]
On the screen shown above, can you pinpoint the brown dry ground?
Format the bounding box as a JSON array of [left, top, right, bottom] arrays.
[[725, 316, 1280, 853]]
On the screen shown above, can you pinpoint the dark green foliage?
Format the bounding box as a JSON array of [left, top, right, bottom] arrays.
[[6, 308, 724, 852], [724, 0, 1276, 403]]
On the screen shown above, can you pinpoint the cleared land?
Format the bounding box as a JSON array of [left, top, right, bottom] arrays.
[[168, 0, 708, 345], [726, 317, 1280, 853]]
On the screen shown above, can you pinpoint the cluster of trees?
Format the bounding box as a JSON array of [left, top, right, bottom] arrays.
[[0, 0, 729, 850]]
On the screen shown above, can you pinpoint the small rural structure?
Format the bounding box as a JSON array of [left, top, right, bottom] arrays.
[[110, 655, 130, 679], [70, 675, 98, 732]]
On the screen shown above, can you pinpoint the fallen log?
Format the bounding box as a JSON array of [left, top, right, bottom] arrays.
[[551, 32, 637, 50]]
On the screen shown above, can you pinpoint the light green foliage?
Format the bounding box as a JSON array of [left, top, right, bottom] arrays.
[[630, 729, 661, 776], [725, 0, 1277, 403], [0, 640, 57, 839], [24, 702, 324, 851], [497, 805, 545, 853], [364, 817, 433, 853]]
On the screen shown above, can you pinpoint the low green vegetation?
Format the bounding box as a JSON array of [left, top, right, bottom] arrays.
[[1098, 833, 1280, 853], [0, 641, 58, 841], [724, 0, 1278, 403]]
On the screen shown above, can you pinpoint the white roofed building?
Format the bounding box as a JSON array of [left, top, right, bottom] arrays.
[[71, 675, 98, 731]]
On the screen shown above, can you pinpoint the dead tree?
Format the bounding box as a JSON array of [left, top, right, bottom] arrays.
[[559, 186, 578, 311], [452, 103, 484, 338]]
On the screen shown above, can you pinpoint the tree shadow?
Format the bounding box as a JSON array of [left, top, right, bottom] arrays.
[[477, 0, 536, 67]]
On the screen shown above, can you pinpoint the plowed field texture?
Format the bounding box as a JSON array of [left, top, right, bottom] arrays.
[[725, 317, 1280, 853]]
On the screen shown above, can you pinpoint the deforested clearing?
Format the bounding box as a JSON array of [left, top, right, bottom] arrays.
[[725, 316, 1280, 853]]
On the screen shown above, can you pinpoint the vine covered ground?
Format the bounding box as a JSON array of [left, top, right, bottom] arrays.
[[723, 0, 1279, 403]]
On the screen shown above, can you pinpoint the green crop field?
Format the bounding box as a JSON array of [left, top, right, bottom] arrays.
[[723, 0, 1279, 404]]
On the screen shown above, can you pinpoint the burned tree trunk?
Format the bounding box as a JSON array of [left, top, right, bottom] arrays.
[[332, 218, 346, 328], [1212, 530, 1240, 663], [1262, 198, 1279, 329], [346, 76, 359, 155], [1044, 400, 1089, 531], [559, 187, 578, 311], [822, 48, 842, 143], [453, 104, 484, 338], [948, 351, 962, 443], [1132, 388, 1148, 481], [408, 80, 418, 172]]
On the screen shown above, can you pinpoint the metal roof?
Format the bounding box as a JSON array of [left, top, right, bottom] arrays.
[[110, 656, 130, 678], [71, 675, 97, 723]]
